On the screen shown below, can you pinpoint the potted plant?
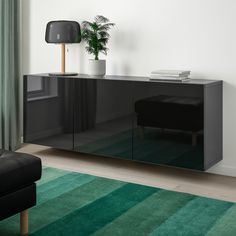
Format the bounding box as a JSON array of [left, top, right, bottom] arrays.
[[81, 15, 115, 76]]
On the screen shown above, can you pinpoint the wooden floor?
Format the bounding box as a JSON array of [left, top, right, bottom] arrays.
[[18, 144, 236, 203]]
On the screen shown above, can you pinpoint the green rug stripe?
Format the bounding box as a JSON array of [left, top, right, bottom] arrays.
[[31, 183, 158, 236], [149, 197, 233, 236], [93, 190, 195, 236], [206, 204, 236, 236], [37, 172, 97, 204], [0, 215, 19, 236], [38, 172, 82, 194], [37, 167, 70, 186]]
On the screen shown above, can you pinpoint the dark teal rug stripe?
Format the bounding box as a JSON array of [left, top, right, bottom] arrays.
[[31, 183, 158, 236], [149, 197, 233, 236]]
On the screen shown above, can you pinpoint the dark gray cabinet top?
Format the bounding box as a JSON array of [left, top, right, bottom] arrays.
[[26, 73, 222, 87]]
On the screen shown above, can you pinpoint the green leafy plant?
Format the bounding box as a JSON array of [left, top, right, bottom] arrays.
[[81, 15, 115, 60]]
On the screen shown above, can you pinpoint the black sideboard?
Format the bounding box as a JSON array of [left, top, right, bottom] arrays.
[[24, 74, 223, 171]]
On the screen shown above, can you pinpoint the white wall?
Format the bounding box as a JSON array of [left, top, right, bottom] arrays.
[[22, 0, 236, 177]]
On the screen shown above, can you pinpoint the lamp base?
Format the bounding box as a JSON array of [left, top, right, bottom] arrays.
[[48, 72, 78, 76]]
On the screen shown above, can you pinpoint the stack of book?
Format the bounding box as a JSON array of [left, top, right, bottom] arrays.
[[150, 70, 191, 82]]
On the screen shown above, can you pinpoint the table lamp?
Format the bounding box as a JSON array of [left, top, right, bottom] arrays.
[[45, 20, 81, 76]]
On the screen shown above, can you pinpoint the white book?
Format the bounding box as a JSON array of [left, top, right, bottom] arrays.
[[150, 74, 190, 80], [149, 77, 190, 82], [151, 70, 191, 76], [152, 73, 191, 78]]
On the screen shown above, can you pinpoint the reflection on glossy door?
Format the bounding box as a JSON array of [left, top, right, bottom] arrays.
[[24, 76, 74, 150], [132, 82, 204, 170], [73, 79, 133, 160]]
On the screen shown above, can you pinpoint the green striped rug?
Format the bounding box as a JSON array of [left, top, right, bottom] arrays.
[[0, 167, 235, 236]]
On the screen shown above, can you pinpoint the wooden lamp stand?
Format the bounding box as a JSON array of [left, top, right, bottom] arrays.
[[61, 44, 66, 74], [49, 44, 78, 76]]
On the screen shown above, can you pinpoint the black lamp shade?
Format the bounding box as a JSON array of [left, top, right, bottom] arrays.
[[45, 21, 81, 44]]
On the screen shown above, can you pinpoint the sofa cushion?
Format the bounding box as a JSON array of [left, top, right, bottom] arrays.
[[0, 150, 42, 197]]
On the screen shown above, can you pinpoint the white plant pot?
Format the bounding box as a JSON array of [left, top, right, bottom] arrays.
[[88, 59, 106, 76]]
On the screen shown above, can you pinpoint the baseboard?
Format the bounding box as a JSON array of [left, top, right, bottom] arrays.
[[207, 164, 236, 177]]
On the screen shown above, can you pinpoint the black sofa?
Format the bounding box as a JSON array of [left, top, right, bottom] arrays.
[[0, 150, 42, 235], [135, 95, 204, 145]]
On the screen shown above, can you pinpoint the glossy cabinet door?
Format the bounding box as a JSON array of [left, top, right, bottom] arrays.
[[73, 79, 133, 160], [24, 76, 74, 150], [24, 75, 222, 171], [132, 82, 204, 170]]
